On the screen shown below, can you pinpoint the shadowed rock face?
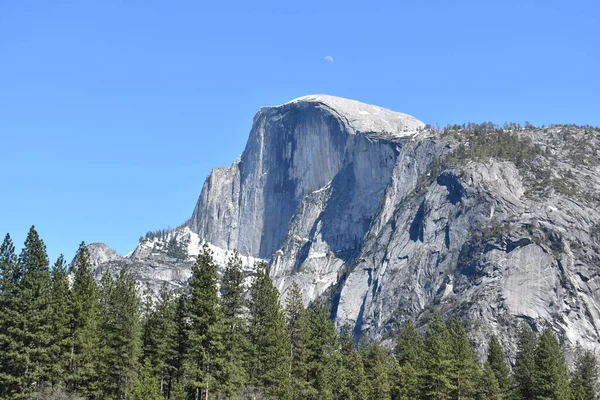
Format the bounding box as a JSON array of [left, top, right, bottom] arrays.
[[88, 95, 600, 357], [188, 97, 424, 259]]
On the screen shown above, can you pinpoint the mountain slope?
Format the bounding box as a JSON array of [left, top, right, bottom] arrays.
[[90, 95, 600, 355]]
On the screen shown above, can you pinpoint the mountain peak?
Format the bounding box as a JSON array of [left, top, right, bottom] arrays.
[[277, 94, 425, 137]]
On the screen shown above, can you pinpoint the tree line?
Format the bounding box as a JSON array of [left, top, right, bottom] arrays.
[[1, 226, 598, 399]]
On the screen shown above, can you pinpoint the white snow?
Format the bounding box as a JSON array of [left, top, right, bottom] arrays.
[[281, 94, 425, 137], [308, 251, 327, 259]]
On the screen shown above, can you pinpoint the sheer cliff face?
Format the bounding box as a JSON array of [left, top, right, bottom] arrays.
[[91, 95, 600, 354], [188, 96, 425, 261]]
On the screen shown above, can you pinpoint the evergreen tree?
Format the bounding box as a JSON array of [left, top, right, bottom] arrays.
[[335, 327, 368, 400], [219, 250, 249, 398], [18, 226, 52, 394], [186, 243, 224, 400], [486, 335, 510, 396], [391, 359, 421, 400], [304, 302, 338, 400], [47, 255, 73, 387], [141, 285, 158, 364], [423, 313, 454, 400], [98, 267, 142, 399], [248, 261, 291, 399], [447, 317, 479, 400], [571, 378, 588, 400], [395, 319, 424, 369], [477, 362, 501, 400], [393, 319, 423, 399], [0, 233, 24, 398], [68, 242, 101, 397], [285, 282, 310, 400], [172, 291, 189, 391], [130, 359, 162, 400], [142, 282, 179, 397], [532, 329, 570, 400], [570, 347, 599, 400], [361, 341, 391, 400], [512, 321, 537, 400]]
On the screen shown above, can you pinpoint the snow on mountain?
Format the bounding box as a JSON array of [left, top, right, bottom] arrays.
[[90, 94, 600, 358]]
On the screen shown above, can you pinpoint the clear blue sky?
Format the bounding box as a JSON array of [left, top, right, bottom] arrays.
[[1, 0, 599, 262]]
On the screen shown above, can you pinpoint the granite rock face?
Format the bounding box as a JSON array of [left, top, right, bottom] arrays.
[[89, 95, 600, 356]]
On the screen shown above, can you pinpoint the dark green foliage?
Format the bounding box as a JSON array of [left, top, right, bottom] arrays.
[[512, 322, 538, 400], [2, 228, 600, 399], [395, 319, 424, 368], [47, 255, 73, 387], [361, 341, 392, 400], [336, 327, 368, 400], [392, 359, 421, 400], [129, 359, 162, 400], [166, 236, 187, 259], [141, 283, 179, 397], [532, 329, 570, 399], [172, 291, 190, 389], [219, 250, 249, 398], [446, 125, 542, 167], [69, 242, 102, 397], [97, 268, 142, 399], [447, 317, 479, 399], [0, 233, 24, 398], [18, 226, 53, 394], [570, 347, 599, 400], [487, 335, 510, 395], [393, 319, 424, 400], [285, 282, 310, 400], [248, 261, 291, 399], [186, 243, 224, 400], [304, 302, 339, 399], [423, 313, 454, 399], [478, 362, 502, 400]]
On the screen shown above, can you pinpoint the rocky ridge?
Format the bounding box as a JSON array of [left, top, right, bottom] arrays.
[[87, 95, 600, 357]]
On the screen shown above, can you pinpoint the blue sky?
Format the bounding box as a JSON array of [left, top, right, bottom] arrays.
[[1, 0, 599, 262]]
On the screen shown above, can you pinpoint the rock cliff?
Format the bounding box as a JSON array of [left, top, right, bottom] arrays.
[[88, 95, 600, 356]]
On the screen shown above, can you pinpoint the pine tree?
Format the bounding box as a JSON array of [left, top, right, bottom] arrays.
[[129, 359, 162, 400], [172, 291, 189, 391], [512, 321, 537, 400], [393, 319, 423, 399], [334, 327, 368, 400], [304, 302, 338, 400], [98, 267, 142, 399], [219, 250, 249, 398], [97, 267, 116, 396], [285, 282, 310, 400], [395, 319, 424, 368], [477, 362, 501, 400], [486, 335, 510, 396], [423, 313, 454, 400], [68, 242, 101, 397], [571, 378, 588, 400], [142, 282, 179, 397], [392, 360, 422, 400], [18, 226, 53, 394], [186, 243, 224, 400], [570, 347, 599, 400], [361, 341, 391, 400], [47, 255, 73, 387], [532, 329, 570, 400], [248, 261, 291, 399], [0, 232, 24, 398], [141, 285, 158, 365], [447, 317, 479, 400]]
